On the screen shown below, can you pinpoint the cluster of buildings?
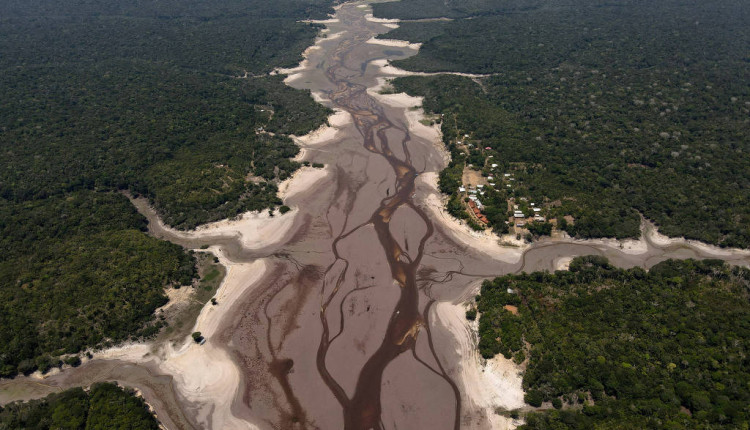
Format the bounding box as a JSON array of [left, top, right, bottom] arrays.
[[458, 184, 490, 225], [469, 200, 489, 224], [513, 202, 545, 227]]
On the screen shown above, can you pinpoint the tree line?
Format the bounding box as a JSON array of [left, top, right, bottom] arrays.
[[0, 383, 160, 429]]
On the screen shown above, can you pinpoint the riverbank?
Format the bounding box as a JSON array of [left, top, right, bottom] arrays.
[[434, 301, 524, 429]]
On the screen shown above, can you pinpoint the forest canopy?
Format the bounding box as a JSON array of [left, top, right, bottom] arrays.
[[0, 382, 160, 429], [377, 0, 750, 247], [475, 257, 750, 428], [0, 192, 197, 377], [0, 0, 334, 228]]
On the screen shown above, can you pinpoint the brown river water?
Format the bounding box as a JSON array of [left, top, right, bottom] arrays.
[[2, 2, 749, 429]]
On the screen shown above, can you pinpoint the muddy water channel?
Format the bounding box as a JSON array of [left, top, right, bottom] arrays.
[[2, 2, 749, 429]]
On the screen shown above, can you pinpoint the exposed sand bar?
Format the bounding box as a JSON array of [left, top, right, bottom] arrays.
[[433, 301, 524, 429], [371, 58, 492, 78], [366, 36, 422, 50]]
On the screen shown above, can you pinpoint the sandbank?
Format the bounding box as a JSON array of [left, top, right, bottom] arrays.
[[278, 166, 330, 201], [645, 222, 750, 258], [144, 206, 297, 251], [325, 30, 346, 40], [364, 13, 400, 24], [434, 302, 524, 429], [578, 236, 649, 256], [554, 256, 574, 271], [367, 77, 446, 156], [371, 58, 490, 79], [157, 258, 267, 429], [304, 18, 340, 24], [366, 37, 422, 50], [291, 108, 351, 147]]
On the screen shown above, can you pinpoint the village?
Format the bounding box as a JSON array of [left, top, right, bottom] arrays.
[[451, 134, 559, 240]]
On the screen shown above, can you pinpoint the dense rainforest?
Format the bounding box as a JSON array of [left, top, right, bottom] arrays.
[[475, 257, 750, 428], [0, 0, 335, 377], [0, 0, 334, 228], [0, 382, 159, 429], [376, 0, 750, 247]]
